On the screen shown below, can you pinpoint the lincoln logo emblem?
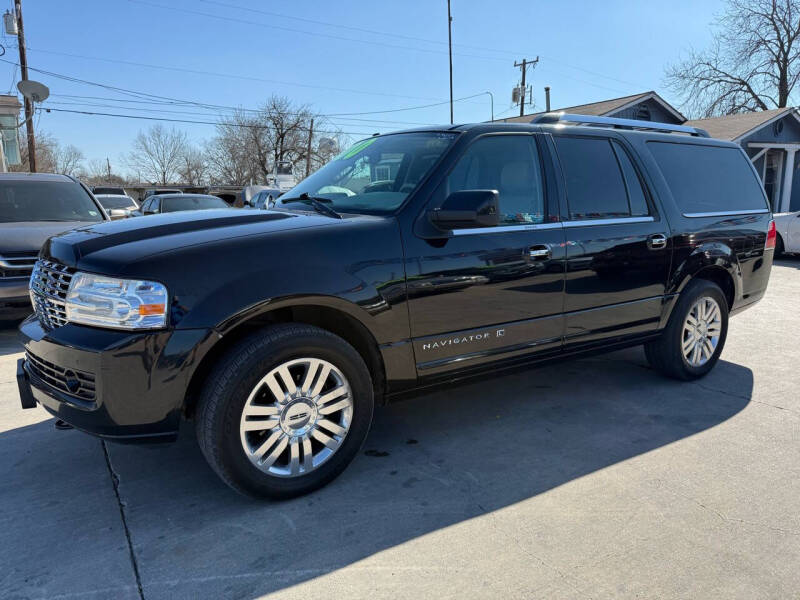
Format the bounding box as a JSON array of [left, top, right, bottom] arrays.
[[289, 412, 309, 422]]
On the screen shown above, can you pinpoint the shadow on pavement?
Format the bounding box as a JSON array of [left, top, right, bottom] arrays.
[[774, 255, 800, 269], [1, 347, 753, 599]]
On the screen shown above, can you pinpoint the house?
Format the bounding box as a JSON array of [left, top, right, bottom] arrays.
[[496, 91, 685, 126], [497, 91, 800, 213]]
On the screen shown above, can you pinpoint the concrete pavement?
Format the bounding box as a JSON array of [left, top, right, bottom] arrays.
[[1, 259, 798, 599]]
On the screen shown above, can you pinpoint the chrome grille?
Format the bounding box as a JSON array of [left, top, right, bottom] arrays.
[[25, 351, 96, 401], [29, 260, 74, 330], [0, 252, 38, 279]]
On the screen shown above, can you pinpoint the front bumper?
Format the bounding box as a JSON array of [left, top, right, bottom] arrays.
[[0, 278, 32, 319], [17, 315, 216, 443]]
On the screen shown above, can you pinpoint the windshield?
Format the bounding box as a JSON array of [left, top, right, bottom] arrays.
[[0, 180, 104, 223], [162, 195, 229, 212], [93, 186, 125, 195], [283, 132, 456, 214], [97, 196, 134, 209]]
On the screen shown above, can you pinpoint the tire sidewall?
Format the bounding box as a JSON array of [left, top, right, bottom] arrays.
[[672, 281, 729, 377], [214, 328, 374, 498]]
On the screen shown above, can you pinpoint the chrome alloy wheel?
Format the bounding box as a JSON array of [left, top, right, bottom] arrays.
[[682, 296, 722, 367], [239, 357, 353, 478]]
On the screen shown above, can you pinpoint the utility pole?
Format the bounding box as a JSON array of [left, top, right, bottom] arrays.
[[305, 118, 314, 177], [514, 56, 539, 117], [106, 157, 111, 180], [15, 0, 35, 172], [447, 0, 453, 124]]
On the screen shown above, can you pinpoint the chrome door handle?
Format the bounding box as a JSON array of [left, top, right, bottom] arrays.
[[529, 245, 551, 260], [647, 234, 667, 250]]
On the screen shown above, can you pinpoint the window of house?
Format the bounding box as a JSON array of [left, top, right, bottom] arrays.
[[440, 135, 546, 225]]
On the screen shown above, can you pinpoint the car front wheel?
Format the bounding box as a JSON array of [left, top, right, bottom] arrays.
[[644, 279, 729, 380], [196, 323, 374, 499]]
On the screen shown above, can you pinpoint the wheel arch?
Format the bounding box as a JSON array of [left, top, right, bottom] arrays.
[[664, 244, 740, 326], [183, 297, 388, 418]]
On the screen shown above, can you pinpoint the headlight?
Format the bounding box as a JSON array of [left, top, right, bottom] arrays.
[[65, 272, 168, 330]]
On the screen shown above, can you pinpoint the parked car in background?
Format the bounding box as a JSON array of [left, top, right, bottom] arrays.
[[130, 193, 230, 216], [92, 185, 127, 196], [773, 211, 800, 255], [143, 188, 182, 199], [15, 115, 775, 499], [250, 188, 283, 210], [0, 173, 108, 320], [94, 194, 138, 220]]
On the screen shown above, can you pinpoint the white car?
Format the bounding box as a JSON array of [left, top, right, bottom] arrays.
[[774, 211, 800, 255]]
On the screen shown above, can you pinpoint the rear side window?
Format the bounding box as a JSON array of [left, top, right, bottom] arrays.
[[554, 136, 649, 220], [648, 142, 767, 214]]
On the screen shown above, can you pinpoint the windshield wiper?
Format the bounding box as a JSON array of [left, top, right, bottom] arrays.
[[280, 193, 342, 219]]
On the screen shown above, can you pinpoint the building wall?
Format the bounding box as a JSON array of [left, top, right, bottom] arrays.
[[739, 115, 800, 212]]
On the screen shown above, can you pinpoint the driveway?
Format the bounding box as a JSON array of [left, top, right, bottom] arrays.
[[1, 259, 799, 599]]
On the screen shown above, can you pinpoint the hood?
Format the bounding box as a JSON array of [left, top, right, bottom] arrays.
[[0, 221, 96, 254], [42, 208, 362, 269]]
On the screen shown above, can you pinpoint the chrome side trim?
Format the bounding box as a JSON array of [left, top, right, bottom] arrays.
[[563, 216, 654, 228], [682, 209, 770, 218], [451, 222, 563, 236]]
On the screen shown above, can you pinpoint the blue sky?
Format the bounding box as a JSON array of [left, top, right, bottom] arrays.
[[0, 0, 724, 175]]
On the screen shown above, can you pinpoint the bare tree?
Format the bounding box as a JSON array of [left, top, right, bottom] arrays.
[[126, 124, 189, 184], [54, 144, 85, 176], [204, 96, 345, 184], [11, 130, 57, 173], [178, 147, 208, 186], [666, 0, 800, 117]]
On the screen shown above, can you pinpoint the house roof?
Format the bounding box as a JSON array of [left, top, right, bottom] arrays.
[[496, 91, 685, 123], [683, 108, 800, 141]]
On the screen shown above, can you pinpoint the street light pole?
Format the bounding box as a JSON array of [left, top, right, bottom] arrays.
[[14, 0, 35, 172], [484, 91, 494, 121], [447, 0, 453, 124]]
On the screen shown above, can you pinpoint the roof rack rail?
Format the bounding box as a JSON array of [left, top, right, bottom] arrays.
[[531, 112, 710, 138]]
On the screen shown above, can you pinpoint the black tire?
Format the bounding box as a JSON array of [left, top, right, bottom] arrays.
[[644, 279, 729, 380], [196, 323, 374, 499], [775, 233, 785, 257]]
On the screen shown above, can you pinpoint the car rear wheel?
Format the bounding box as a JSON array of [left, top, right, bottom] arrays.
[[775, 233, 785, 257], [196, 323, 374, 499], [644, 279, 729, 380]]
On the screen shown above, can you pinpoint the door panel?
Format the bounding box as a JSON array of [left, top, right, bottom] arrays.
[[551, 134, 671, 346], [563, 220, 671, 343], [789, 213, 800, 251], [405, 133, 566, 375], [406, 227, 566, 373]]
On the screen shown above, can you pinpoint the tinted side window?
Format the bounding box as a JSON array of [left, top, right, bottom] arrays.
[[611, 140, 649, 216], [648, 142, 767, 213], [554, 136, 630, 220], [442, 135, 545, 225], [151, 198, 161, 212]]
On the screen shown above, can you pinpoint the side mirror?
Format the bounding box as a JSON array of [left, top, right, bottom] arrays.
[[108, 209, 130, 220], [427, 190, 500, 230]]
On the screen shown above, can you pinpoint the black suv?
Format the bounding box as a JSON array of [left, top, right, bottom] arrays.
[[16, 114, 775, 499]]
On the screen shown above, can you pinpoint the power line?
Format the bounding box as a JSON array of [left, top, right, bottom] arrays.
[[127, 0, 511, 63], [0, 58, 487, 119], [195, 0, 648, 89], [41, 99, 437, 127], [20, 46, 447, 103], [39, 107, 380, 136]]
